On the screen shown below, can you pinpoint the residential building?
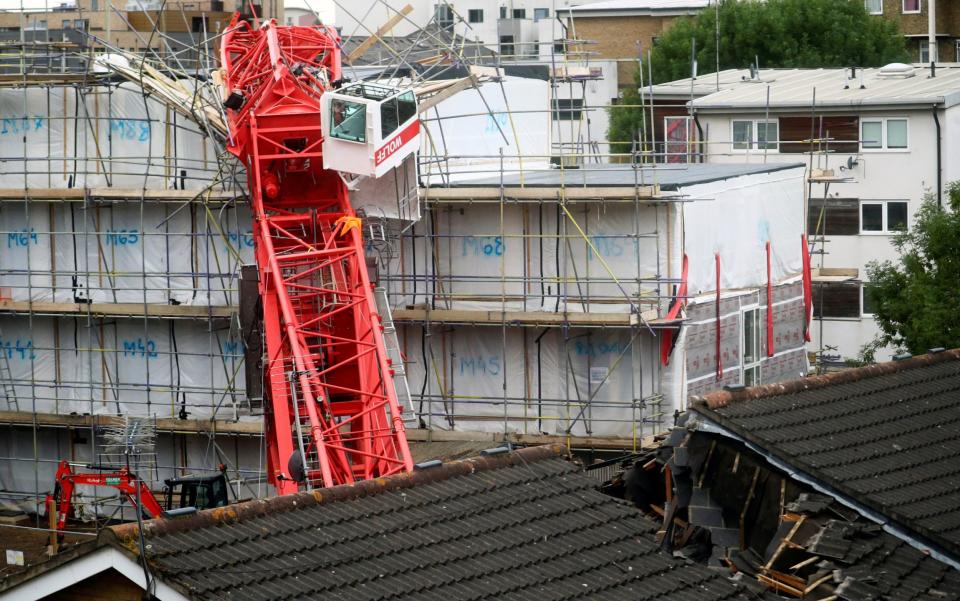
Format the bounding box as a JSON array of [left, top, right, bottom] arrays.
[[650, 65, 960, 363], [0, 0, 283, 68], [865, 0, 960, 63], [559, 0, 713, 89]]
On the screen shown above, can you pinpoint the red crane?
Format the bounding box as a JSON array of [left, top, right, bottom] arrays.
[[220, 16, 414, 493]]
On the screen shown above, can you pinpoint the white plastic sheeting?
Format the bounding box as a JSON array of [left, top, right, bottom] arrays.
[[384, 201, 668, 313], [399, 324, 660, 439], [0, 83, 221, 189], [0, 316, 249, 420], [420, 77, 552, 179], [681, 166, 806, 294], [1, 202, 254, 303]]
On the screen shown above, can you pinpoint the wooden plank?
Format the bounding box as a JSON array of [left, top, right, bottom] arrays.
[[757, 574, 804, 598], [0, 412, 656, 449], [0, 410, 263, 435], [392, 308, 663, 326], [417, 75, 478, 113], [420, 185, 663, 201], [762, 515, 807, 573], [0, 301, 234, 319], [0, 187, 240, 203], [345, 4, 413, 65]]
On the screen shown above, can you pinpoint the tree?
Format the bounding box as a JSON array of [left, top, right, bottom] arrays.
[[864, 183, 960, 356], [608, 0, 909, 153]]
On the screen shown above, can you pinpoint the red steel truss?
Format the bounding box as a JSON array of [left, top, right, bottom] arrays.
[[221, 16, 413, 493]]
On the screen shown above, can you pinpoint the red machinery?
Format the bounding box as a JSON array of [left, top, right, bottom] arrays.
[[46, 461, 229, 534], [220, 16, 414, 493]]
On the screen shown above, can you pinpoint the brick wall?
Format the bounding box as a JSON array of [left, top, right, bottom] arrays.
[[874, 0, 960, 61], [569, 15, 683, 88]]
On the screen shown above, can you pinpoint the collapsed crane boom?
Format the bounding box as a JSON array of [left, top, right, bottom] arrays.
[[220, 16, 413, 493]]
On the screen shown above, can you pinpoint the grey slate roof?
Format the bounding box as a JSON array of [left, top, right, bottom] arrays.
[[107, 446, 767, 601], [690, 349, 960, 563]]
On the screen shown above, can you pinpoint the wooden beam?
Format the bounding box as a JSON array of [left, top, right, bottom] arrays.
[[345, 4, 414, 65], [0, 188, 241, 203], [417, 75, 478, 114], [420, 185, 664, 201], [0, 301, 234, 319], [392, 308, 663, 327], [0, 411, 657, 449]]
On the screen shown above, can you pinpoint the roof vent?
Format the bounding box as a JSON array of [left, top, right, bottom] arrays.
[[877, 63, 916, 78], [893, 352, 913, 361]]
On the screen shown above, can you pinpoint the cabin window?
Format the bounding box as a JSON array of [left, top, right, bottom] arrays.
[[330, 99, 366, 143]]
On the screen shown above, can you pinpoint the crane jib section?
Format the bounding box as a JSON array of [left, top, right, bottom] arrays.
[[220, 16, 413, 494]]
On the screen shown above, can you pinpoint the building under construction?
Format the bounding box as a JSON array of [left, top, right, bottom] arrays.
[[0, 3, 810, 530]]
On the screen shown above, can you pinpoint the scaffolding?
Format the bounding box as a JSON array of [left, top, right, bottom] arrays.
[[0, 2, 762, 525]]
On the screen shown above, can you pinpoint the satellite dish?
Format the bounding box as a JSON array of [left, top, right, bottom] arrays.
[[287, 451, 305, 483]]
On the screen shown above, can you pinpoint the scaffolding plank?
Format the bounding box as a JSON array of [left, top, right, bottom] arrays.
[[392, 308, 663, 326], [0, 188, 241, 203], [419, 185, 662, 201], [0, 411, 656, 449], [0, 301, 234, 319]]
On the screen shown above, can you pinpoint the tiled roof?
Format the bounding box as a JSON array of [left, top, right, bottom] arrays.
[[108, 446, 766, 601], [690, 349, 960, 562]]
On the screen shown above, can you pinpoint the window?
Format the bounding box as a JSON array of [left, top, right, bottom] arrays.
[[862, 283, 879, 316], [513, 9, 526, 19], [500, 6, 507, 18], [91, 0, 98, 10], [499, 35, 515, 58], [380, 97, 399, 139], [534, 8, 549, 21], [553, 40, 565, 54], [552, 98, 583, 121], [192, 16, 208, 33], [864, 0, 882, 14], [902, 0, 920, 13], [732, 119, 778, 151], [330, 98, 366, 143], [435, 4, 454, 29], [468, 9, 483, 23], [807, 197, 859, 235], [664, 116, 694, 163], [742, 308, 761, 386], [812, 282, 861, 319], [861, 200, 908, 234], [861, 118, 908, 150], [397, 91, 417, 125], [919, 40, 937, 63]]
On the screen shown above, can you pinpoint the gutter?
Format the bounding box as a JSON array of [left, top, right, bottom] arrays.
[[688, 411, 960, 572], [933, 106, 943, 208], [691, 97, 949, 112]]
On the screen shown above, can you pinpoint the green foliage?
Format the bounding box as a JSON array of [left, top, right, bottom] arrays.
[[608, 0, 909, 151], [865, 183, 960, 355]]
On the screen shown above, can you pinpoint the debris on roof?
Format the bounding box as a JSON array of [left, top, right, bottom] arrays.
[[690, 348, 960, 563]]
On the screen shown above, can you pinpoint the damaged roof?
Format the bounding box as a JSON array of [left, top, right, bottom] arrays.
[[2, 445, 771, 601], [690, 349, 960, 564]]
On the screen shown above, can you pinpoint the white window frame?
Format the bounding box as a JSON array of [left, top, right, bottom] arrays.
[[864, 0, 882, 14], [731, 118, 779, 153], [860, 117, 908, 151], [859, 200, 909, 235], [741, 306, 762, 386], [902, 0, 921, 14]]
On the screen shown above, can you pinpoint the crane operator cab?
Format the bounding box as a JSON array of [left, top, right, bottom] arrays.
[[320, 82, 420, 179]]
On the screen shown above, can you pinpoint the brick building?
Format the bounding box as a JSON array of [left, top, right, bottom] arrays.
[[559, 0, 712, 89], [866, 0, 960, 63]]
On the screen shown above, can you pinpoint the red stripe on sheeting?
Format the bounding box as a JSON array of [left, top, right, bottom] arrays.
[[801, 234, 813, 342], [766, 241, 774, 357], [660, 254, 689, 366], [715, 253, 722, 381]]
